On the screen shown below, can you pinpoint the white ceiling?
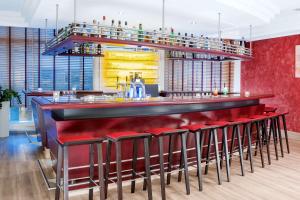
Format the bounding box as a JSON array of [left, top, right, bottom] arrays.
[[1, 0, 300, 40]]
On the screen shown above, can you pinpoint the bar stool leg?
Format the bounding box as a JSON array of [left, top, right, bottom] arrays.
[[89, 144, 95, 200], [96, 143, 105, 200], [178, 141, 184, 182], [236, 125, 245, 176], [212, 129, 222, 185], [55, 145, 63, 200], [158, 137, 166, 200], [144, 137, 153, 200], [282, 115, 290, 153], [143, 136, 152, 191], [246, 123, 254, 173], [204, 130, 213, 175], [271, 119, 279, 160], [222, 127, 231, 182], [115, 141, 123, 200], [195, 131, 203, 191], [255, 122, 265, 168], [276, 117, 284, 157], [167, 135, 174, 185], [131, 139, 138, 193], [229, 125, 237, 166], [181, 132, 190, 195], [262, 120, 271, 165], [104, 141, 112, 199], [63, 146, 69, 200]]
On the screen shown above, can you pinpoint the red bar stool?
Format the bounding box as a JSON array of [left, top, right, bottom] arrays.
[[145, 128, 190, 200], [55, 134, 105, 200], [265, 110, 290, 155], [180, 122, 230, 191], [105, 131, 152, 200], [202, 121, 230, 183]]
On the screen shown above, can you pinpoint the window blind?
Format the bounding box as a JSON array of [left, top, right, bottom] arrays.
[[164, 59, 234, 93], [0, 25, 94, 107]]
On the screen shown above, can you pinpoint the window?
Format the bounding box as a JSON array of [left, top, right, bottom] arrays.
[[0, 26, 94, 106]]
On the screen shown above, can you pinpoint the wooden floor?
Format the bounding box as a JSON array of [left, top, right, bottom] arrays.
[[1, 131, 300, 200]]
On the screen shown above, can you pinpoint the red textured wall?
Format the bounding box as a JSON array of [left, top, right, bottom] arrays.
[[241, 34, 300, 132]]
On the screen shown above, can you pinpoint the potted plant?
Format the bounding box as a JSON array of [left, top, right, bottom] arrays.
[[0, 86, 21, 137]]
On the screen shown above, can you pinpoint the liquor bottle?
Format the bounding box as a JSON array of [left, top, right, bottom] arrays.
[[116, 20, 122, 39], [82, 22, 88, 37], [138, 23, 144, 42], [184, 33, 188, 47], [91, 19, 98, 37], [144, 31, 150, 43], [177, 32, 181, 46], [131, 26, 137, 41], [110, 20, 115, 39], [204, 37, 210, 50], [74, 42, 80, 54], [84, 43, 90, 54], [152, 30, 157, 43], [189, 34, 194, 48], [158, 28, 163, 44], [240, 37, 245, 55], [222, 83, 229, 95], [97, 44, 102, 55], [169, 28, 175, 45], [123, 21, 130, 40], [163, 27, 169, 45], [100, 16, 107, 38]]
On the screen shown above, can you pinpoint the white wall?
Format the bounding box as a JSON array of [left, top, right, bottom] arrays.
[[233, 60, 241, 93]]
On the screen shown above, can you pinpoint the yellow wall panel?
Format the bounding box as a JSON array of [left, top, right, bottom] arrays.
[[102, 50, 159, 90]]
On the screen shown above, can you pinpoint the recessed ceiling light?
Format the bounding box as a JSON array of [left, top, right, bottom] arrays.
[[190, 20, 197, 25], [118, 11, 123, 15]]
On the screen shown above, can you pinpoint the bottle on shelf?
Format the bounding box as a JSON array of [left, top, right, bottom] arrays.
[[131, 26, 138, 41], [163, 27, 169, 45], [138, 23, 144, 42], [84, 43, 90, 54], [100, 16, 107, 38], [204, 37, 210, 50], [169, 28, 175, 45], [189, 33, 194, 48], [183, 33, 188, 47], [158, 28, 163, 44], [152, 30, 157, 43], [123, 21, 131, 40], [97, 44, 102, 55], [116, 20, 123, 39], [74, 42, 80, 54], [222, 83, 229, 95], [110, 19, 116, 39], [91, 19, 98, 37], [82, 22, 89, 37], [144, 31, 151, 43], [177, 32, 182, 46]]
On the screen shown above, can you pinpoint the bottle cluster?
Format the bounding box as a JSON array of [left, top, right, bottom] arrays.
[[66, 42, 102, 55], [54, 16, 250, 56]]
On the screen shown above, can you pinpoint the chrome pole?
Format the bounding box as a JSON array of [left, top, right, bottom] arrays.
[[55, 4, 59, 35], [45, 18, 48, 49], [162, 0, 165, 33], [74, 0, 77, 23], [218, 12, 221, 49], [249, 24, 252, 52]]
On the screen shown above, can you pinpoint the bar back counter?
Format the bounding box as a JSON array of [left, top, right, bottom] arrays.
[[32, 94, 274, 192]]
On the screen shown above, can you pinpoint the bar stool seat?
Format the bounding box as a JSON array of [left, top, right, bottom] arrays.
[[146, 127, 188, 136], [105, 131, 152, 200], [106, 131, 151, 141], [57, 134, 103, 146]]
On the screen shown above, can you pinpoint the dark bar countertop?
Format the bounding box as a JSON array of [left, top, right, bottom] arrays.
[[32, 94, 274, 120]]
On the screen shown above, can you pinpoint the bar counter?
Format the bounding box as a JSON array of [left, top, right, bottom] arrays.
[[32, 94, 273, 186]]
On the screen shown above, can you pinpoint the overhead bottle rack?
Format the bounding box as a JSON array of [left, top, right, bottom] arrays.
[[43, 22, 252, 61]]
